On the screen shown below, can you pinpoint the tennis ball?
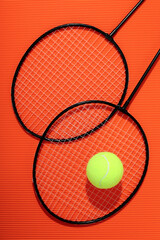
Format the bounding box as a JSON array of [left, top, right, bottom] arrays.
[[86, 152, 123, 189]]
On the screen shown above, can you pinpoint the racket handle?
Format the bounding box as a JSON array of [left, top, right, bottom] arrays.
[[110, 0, 144, 37], [123, 49, 160, 110]]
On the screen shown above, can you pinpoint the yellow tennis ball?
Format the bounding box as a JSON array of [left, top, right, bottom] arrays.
[[86, 152, 123, 189]]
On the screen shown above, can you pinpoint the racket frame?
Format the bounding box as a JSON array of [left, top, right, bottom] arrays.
[[11, 23, 128, 139], [33, 99, 149, 224], [11, 0, 145, 139]]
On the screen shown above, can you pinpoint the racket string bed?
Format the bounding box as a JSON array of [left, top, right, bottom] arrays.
[[35, 106, 146, 222], [12, 25, 128, 138]]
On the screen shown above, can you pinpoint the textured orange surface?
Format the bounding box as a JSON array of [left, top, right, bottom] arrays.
[[0, 0, 160, 239]]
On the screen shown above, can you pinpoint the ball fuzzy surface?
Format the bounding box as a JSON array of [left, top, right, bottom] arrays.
[[86, 152, 123, 189]]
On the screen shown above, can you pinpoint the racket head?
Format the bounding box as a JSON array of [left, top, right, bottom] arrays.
[[33, 100, 149, 224], [11, 23, 128, 140]]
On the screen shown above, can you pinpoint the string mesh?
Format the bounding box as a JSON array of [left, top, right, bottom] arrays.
[[14, 25, 127, 137], [34, 103, 147, 222]]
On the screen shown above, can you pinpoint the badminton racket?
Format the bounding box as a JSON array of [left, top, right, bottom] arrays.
[[11, 0, 144, 140], [33, 49, 160, 224]]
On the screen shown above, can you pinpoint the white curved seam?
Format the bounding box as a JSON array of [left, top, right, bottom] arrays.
[[99, 155, 110, 187]]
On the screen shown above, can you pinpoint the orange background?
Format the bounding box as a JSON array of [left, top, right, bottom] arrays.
[[0, 0, 160, 239]]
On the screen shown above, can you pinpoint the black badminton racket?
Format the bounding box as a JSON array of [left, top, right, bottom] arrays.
[[33, 49, 160, 224], [12, 0, 144, 140]]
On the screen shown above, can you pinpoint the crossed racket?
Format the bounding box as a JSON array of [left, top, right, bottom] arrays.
[[11, 0, 160, 225]]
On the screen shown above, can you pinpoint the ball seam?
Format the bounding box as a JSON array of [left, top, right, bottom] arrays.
[[99, 155, 110, 187]]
